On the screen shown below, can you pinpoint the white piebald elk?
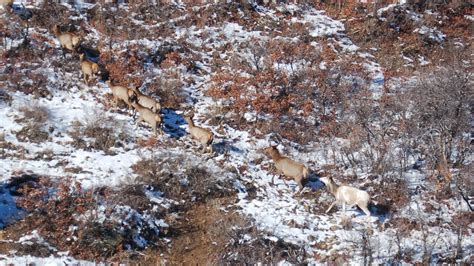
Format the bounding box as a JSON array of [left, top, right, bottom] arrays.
[[319, 176, 371, 216], [105, 80, 133, 110], [53, 24, 81, 52], [79, 53, 99, 86], [128, 87, 161, 113], [183, 113, 213, 153], [264, 145, 308, 193], [130, 98, 162, 136]]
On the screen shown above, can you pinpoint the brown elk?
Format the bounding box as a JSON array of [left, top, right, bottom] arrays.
[[128, 88, 161, 113], [79, 53, 99, 86], [131, 99, 162, 136], [183, 113, 213, 153], [52, 25, 81, 52], [264, 145, 309, 193], [105, 80, 133, 110]]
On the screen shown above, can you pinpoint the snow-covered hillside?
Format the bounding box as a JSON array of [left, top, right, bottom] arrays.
[[1, 1, 472, 264]]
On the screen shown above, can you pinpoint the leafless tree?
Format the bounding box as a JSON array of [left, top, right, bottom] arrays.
[[409, 63, 472, 185]]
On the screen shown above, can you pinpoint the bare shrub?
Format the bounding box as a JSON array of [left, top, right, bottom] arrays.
[[0, 89, 12, 105], [29, 1, 71, 30], [207, 39, 369, 143], [378, 177, 409, 210], [132, 153, 234, 203], [17, 106, 49, 124], [15, 123, 50, 144], [107, 185, 156, 213], [14, 106, 50, 143], [455, 164, 473, 212], [7, 70, 50, 98], [101, 47, 144, 89], [68, 111, 131, 155], [220, 217, 307, 264], [145, 70, 186, 109], [14, 177, 167, 261], [408, 63, 472, 186]]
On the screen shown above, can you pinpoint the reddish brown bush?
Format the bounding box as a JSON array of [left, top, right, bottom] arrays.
[[15, 177, 166, 261]]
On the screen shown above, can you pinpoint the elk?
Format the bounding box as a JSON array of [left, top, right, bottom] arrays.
[[79, 53, 99, 86], [183, 113, 213, 153], [319, 176, 371, 216], [130, 97, 162, 136], [0, 0, 12, 9], [105, 80, 133, 110], [52, 24, 81, 52], [128, 88, 161, 113], [264, 145, 308, 193]]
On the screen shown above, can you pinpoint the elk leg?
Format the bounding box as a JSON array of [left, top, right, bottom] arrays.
[[61, 47, 67, 58], [326, 201, 337, 213], [296, 182, 304, 194], [84, 74, 89, 86], [208, 144, 213, 154], [359, 204, 371, 217]]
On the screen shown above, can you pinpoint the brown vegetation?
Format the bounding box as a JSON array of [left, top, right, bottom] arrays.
[[14, 106, 50, 143], [132, 154, 234, 203], [2, 175, 168, 262], [68, 114, 131, 155]]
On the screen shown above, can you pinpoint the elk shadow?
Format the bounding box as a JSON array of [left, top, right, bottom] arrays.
[[161, 108, 187, 139], [77, 45, 100, 62], [345, 200, 391, 221], [212, 140, 244, 155], [303, 171, 326, 191], [0, 174, 39, 229], [367, 202, 391, 222]]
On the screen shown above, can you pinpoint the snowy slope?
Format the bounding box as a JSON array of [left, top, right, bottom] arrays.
[[1, 1, 472, 264]]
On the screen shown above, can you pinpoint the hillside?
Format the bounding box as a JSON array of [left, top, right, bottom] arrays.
[[0, 1, 472, 264]]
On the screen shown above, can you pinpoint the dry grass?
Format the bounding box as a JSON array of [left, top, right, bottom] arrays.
[[14, 106, 50, 143], [132, 153, 234, 203], [68, 111, 131, 155], [4, 176, 168, 261]]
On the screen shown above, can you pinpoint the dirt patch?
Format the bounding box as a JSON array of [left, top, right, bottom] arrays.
[[158, 196, 306, 264], [163, 197, 235, 265]]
